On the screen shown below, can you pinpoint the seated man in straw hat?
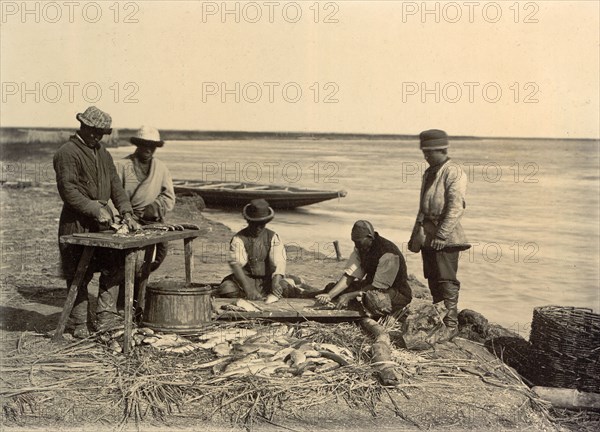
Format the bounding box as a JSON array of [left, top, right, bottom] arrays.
[[217, 199, 317, 303], [112, 126, 175, 271], [53, 106, 140, 337], [316, 220, 412, 318]]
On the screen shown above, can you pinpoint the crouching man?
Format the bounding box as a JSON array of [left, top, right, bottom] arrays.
[[217, 199, 295, 303], [316, 220, 412, 317]]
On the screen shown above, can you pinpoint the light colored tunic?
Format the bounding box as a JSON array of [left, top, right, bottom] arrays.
[[113, 154, 175, 220]]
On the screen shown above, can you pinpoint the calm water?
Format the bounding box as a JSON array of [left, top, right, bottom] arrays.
[[110, 139, 600, 336]]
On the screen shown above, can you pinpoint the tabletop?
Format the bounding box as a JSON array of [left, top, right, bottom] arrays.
[[59, 228, 204, 249]]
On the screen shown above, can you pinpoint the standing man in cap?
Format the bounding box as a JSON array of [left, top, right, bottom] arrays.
[[112, 126, 175, 271], [53, 106, 140, 337], [217, 199, 290, 303], [408, 129, 470, 338], [316, 220, 412, 318]]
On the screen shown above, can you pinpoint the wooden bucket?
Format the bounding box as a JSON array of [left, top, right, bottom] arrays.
[[142, 281, 212, 333]]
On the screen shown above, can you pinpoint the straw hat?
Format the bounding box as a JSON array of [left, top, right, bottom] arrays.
[[130, 125, 165, 147]]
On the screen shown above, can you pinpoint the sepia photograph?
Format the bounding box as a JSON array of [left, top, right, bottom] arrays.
[[1, 1, 599, 430]]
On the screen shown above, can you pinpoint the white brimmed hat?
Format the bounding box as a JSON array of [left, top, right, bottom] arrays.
[[130, 125, 164, 147]]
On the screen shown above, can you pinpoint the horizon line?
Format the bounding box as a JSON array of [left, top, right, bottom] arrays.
[[0, 126, 598, 142]]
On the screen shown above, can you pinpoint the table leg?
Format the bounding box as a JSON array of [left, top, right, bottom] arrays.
[[53, 246, 95, 342], [135, 246, 154, 319], [184, 237, 194, 286], [123, 250, 137, 355]]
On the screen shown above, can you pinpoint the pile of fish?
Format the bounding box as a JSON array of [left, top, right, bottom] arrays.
[[100, 324, 355, 377], [98, 326, 162, 352]]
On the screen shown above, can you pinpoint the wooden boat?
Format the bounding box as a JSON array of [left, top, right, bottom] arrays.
[[173, 179, 347, 209]]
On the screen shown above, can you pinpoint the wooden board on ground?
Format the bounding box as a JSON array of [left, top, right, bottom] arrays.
[[214, 298, 364, 321]]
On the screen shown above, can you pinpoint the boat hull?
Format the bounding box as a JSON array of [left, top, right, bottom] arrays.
[[173, 180, 346, 209]]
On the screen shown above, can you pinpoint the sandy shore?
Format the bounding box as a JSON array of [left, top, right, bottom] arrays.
[[0, 184, 552, 430], [0, 179, 587, 431]]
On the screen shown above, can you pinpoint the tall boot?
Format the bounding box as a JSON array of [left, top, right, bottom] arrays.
[[97, 280, 123, 330], [66, 274, 93, 338], [441, 282, 460, 328]]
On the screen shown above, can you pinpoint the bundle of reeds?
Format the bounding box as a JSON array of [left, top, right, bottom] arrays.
[[1, 320, 557, 430]]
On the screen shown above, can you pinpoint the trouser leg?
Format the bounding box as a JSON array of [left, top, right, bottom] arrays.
[[422, 248, 444, 302], [422, 248, 461, 328], [151, 242, 169, 272], [97, 250, 125, 316], [97, 281, 121, 315], [436, 250, 460, 328], [218, 278, 243, 298], [69, 283, 89, 325], [428, 278, 445, 303], [67, 268, 94, 325]]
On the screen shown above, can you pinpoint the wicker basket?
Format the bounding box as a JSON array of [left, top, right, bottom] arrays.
[[529, 306, 600, 392]]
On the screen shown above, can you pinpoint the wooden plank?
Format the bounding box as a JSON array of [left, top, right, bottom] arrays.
[[53, 246, 95, 341], [184, 237, 194, 285], [123, 250, 137, 355], [213, 298, 363, 320], [135, 246, 155, 318], [61, 229, 203, 249]]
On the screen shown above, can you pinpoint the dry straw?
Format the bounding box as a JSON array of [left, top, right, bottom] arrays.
[[1, 320, 556, 430]]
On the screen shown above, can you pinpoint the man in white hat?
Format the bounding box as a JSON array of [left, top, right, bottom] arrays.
[[53, 106, 140, 337], [113, 126, 175, 271]]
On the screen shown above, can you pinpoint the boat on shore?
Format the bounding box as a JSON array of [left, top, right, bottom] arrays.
[[173, 179, 347, 209]]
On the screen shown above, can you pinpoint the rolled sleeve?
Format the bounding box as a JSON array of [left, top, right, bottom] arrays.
[[372, 253, 400, 289], [344, 249, 365, 280], [229, 236, 248, 267], [270, 233, 286, 276]]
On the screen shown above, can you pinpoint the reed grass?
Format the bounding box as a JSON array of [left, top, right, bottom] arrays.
[[1, 321, 559, 430]]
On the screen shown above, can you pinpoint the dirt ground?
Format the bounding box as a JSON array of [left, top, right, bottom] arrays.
[[0, 148, 584, 431]]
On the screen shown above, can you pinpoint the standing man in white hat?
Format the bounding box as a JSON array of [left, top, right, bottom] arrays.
[[53, 106, 140, 337], [408, 129, 471, 340], [113, 126, 175, 271]]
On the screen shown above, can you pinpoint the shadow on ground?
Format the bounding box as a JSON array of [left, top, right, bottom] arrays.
[[0, 306, 60, 333]]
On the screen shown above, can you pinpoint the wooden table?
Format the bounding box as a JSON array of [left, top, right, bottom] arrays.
[[53, 229, 202, 354]]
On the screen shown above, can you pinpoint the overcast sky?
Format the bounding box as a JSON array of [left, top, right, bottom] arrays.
[[1, 0, 599, 138]]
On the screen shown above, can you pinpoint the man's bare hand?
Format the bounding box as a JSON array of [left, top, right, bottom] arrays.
[[244, 287, 262, 301], [97, 207, 113, 223], [315, 293, 332, 305], [431, 238, 447, 250], [335, 294, 350, 309], [123, 213, 141, 231]]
